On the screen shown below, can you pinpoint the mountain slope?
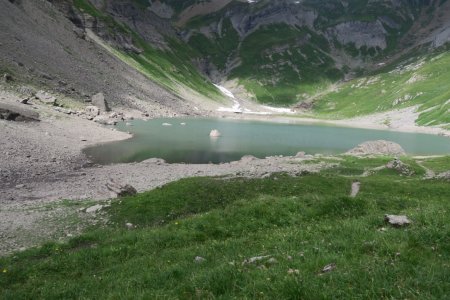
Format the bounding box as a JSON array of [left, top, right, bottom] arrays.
[[169, 0, 450, 109], [1, 0, 450, 127], [0, 0, 225, 115], [313, 47, 450, 128]]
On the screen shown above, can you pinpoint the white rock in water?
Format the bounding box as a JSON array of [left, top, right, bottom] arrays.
[[209, 129, 221, 137], [162, 123, 172, 126]]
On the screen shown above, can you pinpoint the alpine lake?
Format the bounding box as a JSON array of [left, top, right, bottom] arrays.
[[83, 118, 450, 164]]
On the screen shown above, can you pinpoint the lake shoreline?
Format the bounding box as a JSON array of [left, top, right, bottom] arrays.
[[1, 89, 449, 255], [215, 106, 450, 137], [86, 116, 450, 165]]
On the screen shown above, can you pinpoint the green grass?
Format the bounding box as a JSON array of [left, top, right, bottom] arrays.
[[418, 156, 450, 174], [313, 49, 450, 126], [229, 24, 342, 105], [1, 156, 450, 298], [187, 18, 239, 70]]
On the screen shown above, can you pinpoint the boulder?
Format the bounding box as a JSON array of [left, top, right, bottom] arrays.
[[18, 97, 30, 104], [142, 158, 166, 165], [386, 158, 414, 176], [209, 129, 221, 137], [0, 102, 39, 121], [437, 171, 450, 180], [385, 214, 411, 227], [2, 73, 13, 83], [91, 92, 110, 112], [350, 181, 360, 198], [321, 263, 336, 273], [346, 140, 406, 156], [295, 151, 306, 158], [242, 255, 272, 265], [194, 256, 206, 263], [85, 105, 100, 117], [106, 179, 137, 197], [85, 204, 104, 213], [35, 90, 57, 105], [93, 115, 117, 125]]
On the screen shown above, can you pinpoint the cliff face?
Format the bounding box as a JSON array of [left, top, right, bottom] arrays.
[[170, 0, 450, 104], [1, 0, 450, 108]]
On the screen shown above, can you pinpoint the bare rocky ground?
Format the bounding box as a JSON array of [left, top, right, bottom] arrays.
[[0, 89, 334, 255]]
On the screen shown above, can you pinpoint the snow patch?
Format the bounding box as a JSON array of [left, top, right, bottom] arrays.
[[215, 84, 242, 113], [214, 84, 235, 99], [261, 105, 295, 114]]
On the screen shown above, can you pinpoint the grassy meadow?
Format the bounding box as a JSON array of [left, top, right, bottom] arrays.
[[1, 156, 449, 299]]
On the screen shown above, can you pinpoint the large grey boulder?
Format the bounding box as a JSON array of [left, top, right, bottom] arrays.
[[0, 102, 39, 121], [91, 92, 110, 112], [346, 140, 406, 156]]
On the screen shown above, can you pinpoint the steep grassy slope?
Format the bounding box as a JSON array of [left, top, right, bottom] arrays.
[[313, 48, 450, 127], [73, 0, 224, 102], [1, 156, 450, 298]]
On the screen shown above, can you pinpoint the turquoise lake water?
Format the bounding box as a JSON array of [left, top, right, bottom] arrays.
[[83, 118, 450, 164]]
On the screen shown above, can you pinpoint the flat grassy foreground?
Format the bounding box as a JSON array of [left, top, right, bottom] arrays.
[[1, 157, 450, 299]]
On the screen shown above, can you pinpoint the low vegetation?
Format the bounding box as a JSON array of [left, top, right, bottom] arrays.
[[314, 48, 450, 127], [1, 156, 449, 299]]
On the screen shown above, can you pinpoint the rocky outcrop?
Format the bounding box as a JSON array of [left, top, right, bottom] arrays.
[[91, 92, 110, 112], [327, 20, 387, 50], [106, 179, 137, 197], [386, 158, 414, 176], [149, 1, 174, 19], [346, 140, 406, 156], [0, 102, 40, 122], [229, 2, 317, 37]]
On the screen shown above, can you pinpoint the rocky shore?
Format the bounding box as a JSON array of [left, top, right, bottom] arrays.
[[0, 89, 336, 255], [1, 87, 448, 255]]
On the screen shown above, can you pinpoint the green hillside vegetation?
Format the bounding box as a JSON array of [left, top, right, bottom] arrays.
[[180, 0, 435, 106], [187, 18, 240, 70], [313, 48, 450, 127], [1, 156, 450, 298], [73, 0, 223, 101], [230, 24, 342, 105]]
